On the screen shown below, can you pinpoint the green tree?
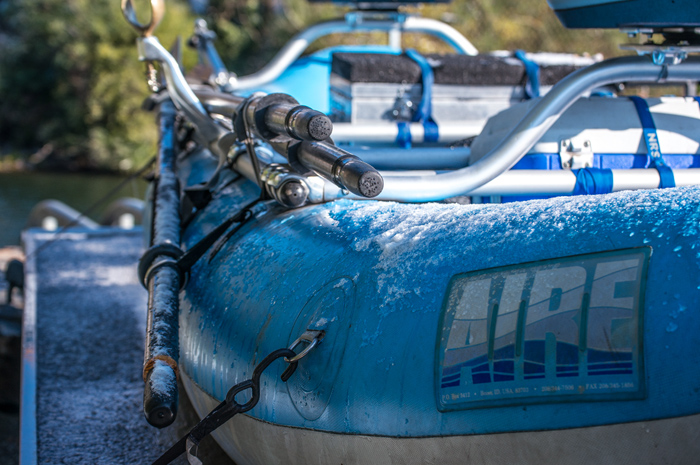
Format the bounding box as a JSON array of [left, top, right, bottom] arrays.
[[0, 0, 197, 170], [0, 0, 624, 171]]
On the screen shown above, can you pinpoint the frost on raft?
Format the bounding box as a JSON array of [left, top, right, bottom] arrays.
[[327, 186, 700, 318]]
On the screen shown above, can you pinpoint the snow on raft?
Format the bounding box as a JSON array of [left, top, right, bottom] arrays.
[[335, 186, 700, 258], [321, 186, 700, 311]]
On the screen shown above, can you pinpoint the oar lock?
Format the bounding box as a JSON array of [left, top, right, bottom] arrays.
[[224, 93, 383, 205]]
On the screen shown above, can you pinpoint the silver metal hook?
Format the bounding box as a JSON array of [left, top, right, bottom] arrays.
[[121, 0, 165, 37]]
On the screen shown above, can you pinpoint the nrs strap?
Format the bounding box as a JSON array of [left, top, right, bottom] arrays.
[[396, 50, 439, 148], [396, 121, 412, 149], [573, 168, 614, 196], [629, 96, 675, 188], [514, 50, 541, 99]]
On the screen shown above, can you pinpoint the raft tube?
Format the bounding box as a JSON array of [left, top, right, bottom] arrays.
[[177, 155, 700, 464]]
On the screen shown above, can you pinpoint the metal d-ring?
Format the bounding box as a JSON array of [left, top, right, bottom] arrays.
[[121, 0, 165, 37], [285, 330, 325, 363]]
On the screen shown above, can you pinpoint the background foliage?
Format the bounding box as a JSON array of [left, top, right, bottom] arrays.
[[0, 0, 625, 171]]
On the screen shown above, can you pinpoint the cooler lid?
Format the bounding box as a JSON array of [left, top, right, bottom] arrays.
[[549, 0, 700, 29]]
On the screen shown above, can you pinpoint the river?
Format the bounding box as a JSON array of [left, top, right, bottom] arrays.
[[0, 172, 147, 247]]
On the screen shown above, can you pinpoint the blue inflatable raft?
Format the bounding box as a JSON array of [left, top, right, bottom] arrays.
[[118, 0, 700, 462]]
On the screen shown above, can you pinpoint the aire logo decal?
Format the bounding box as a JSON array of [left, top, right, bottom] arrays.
[[437, 248, 648, 411]]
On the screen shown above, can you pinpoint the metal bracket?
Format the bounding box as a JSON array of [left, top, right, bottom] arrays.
[[619, 44, 700, 66], [391, 90, 415, 121], [345, 11, 407, 26], [190, 19, 236, 92], [285, 330, 325, 363], [559, 138, 593, 170]]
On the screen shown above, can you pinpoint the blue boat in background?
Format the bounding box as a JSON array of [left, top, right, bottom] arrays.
[[116, 0, 700, 462]]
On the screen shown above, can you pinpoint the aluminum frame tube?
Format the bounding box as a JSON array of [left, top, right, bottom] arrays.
[[375, 56, 700, 202], [470, 169, 700, 196], [232, 16, 478, 91], [138, 37, 227, 149], [230, 147, 700, 202], [331, 122, 485, 144], [350, 147, 472, 170], [194, 87, 245, 116], [25, 200, 100, 230], [322, 168, 700, 200]]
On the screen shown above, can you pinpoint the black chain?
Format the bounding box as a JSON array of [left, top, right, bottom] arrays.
[[151, 348, 298, 465]]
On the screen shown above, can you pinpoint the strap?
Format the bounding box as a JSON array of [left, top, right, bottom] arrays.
[[423, 119, 439, 144], [629, 96, 675, 188], [139, 199, 259, 291], [573, 168, 614, 196], [182, 198, 260, 269], [514, 50, 541, 99], [396, 121, 412, 149], [395, 49, 439, 146]]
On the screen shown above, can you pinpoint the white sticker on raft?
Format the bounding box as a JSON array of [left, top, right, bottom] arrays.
[[438, 248, 649, 410]]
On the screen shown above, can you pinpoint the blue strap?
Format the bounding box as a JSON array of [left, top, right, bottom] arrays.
[[573, 168, 614, 196], [514, 50, 540, 99], [400, 49, 439, 144], [629, 96, 675, 188], [590, 89, 615, 98], [396, 121, 412, 149], [423, 119, 439, 143]]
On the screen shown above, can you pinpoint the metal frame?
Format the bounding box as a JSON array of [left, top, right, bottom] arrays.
[[231, 13, 479, 91], [134, 10, 700, 204], [137, 37, 226, 149], [24, 200, 99, 230], [350, 147, 472, 170], [228, 55, 700, 203], [230, 147, 700, 202], [331, 122, 484, 144], [329, 168, 700, 200], [372, 56, 700, 202]]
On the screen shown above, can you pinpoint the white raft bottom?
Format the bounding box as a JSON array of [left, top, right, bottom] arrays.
[[182, 371, 700, 465]]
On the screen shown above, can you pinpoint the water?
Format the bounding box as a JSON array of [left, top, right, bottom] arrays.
[[0, 172, 147, 246]]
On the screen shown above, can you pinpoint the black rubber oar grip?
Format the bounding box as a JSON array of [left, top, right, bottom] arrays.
[[296, 141, 384, 198]]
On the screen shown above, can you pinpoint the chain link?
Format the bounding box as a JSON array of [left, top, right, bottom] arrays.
[[152, 331, 323, 465]]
